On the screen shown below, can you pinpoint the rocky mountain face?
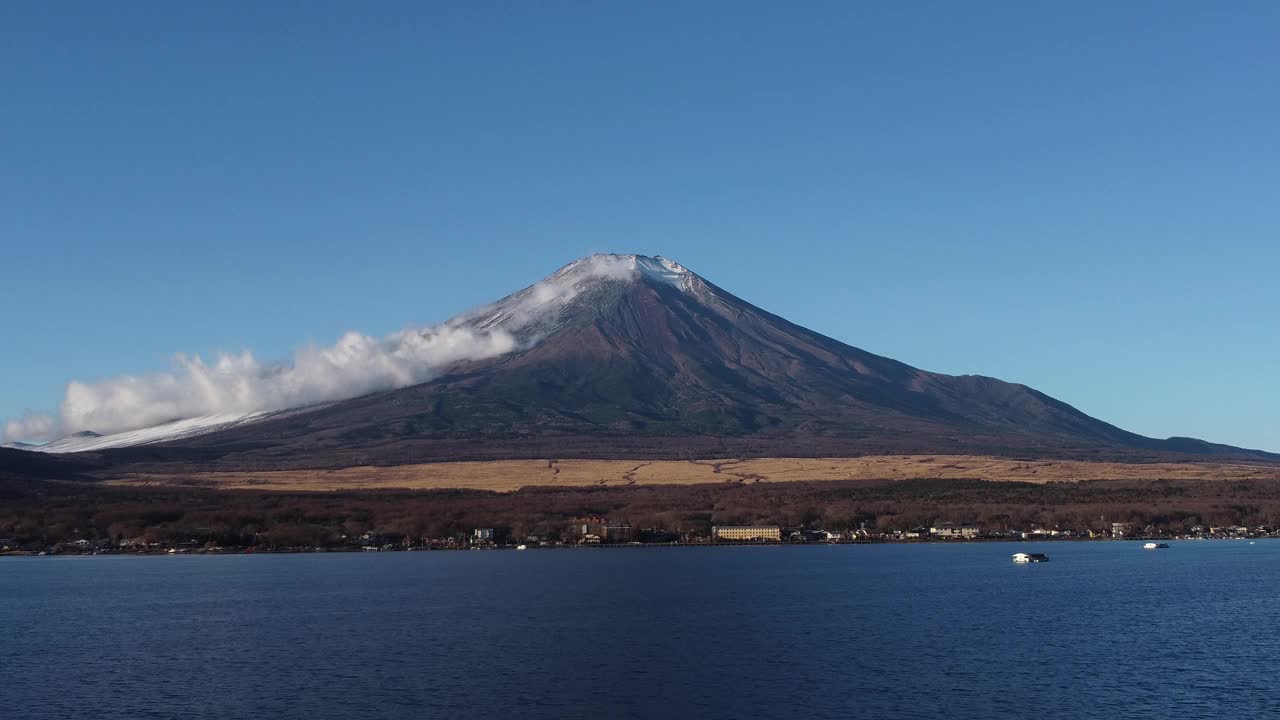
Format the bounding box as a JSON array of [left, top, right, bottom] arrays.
[[87, 254, 1273, 472]]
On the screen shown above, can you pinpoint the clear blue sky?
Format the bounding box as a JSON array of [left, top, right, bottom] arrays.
[[2, 2, 1277, 450]]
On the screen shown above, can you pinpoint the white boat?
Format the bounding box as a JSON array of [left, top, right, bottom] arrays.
[[1142, 542, 1169, 549], [516, 544, 528, 550], [1012, 552, 1049, 563]]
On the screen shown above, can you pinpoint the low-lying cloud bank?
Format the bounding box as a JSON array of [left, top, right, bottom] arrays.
[[2, 254, 659, 445], [4, 325, 518, 443]]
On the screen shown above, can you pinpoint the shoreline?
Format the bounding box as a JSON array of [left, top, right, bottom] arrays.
[[2, 536, 1268, 558]]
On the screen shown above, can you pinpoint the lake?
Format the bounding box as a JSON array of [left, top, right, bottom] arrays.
[[3, 541, 1277, 719]]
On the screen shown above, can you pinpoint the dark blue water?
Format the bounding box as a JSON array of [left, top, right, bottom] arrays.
[[3, 542, 1278, 719]]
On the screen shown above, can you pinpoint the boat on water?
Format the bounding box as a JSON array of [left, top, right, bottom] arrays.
[[516, 544, 528, 550], [1012, 552, 1049, 563], [1142, 542, 1170, 549]]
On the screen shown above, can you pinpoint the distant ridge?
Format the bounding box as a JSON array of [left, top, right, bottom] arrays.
[[0, 446, 106, 496]]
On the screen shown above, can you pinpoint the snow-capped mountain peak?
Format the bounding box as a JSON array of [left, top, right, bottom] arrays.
[[5, 252, 1275, 463], [460, 253, 705, 338], [545, 253, 697, 291]]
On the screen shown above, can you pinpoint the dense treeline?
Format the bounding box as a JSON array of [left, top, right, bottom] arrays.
[[5, 474, 1280, 550]]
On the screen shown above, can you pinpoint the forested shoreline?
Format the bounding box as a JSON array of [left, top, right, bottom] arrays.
[[5, 474, 1280, 553]]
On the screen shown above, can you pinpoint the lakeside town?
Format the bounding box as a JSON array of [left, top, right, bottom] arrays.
[[3, 517, 1276, 556]]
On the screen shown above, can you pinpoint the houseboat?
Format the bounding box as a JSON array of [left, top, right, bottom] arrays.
[[1012, 552, 1049, 563]]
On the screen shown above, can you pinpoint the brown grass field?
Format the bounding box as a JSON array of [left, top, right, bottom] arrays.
[[106, 454, 1280, 493]]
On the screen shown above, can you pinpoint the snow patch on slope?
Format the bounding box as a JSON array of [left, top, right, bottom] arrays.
[[636, 255, 695, 289], [32, 413, 269, 453]]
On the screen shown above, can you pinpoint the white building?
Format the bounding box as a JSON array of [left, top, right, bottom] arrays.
[[930, 523, 980, 539], [712, 526, 781, 542]]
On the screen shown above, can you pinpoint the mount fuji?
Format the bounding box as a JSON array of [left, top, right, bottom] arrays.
[[37, 252, 1263, 472]]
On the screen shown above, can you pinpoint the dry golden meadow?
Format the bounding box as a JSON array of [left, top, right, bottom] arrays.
[[108, 455, 1280, 493]]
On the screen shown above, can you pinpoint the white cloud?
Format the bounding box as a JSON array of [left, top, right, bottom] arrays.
[[1, 310, 520, 444], [4, 411, 58, 444]]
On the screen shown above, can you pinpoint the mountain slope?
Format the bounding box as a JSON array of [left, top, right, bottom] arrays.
[[94, 253, 1274, 471], [0, 446, 109, 498]]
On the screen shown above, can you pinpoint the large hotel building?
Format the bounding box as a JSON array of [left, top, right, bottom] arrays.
[[711, 526, 782, 542]]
